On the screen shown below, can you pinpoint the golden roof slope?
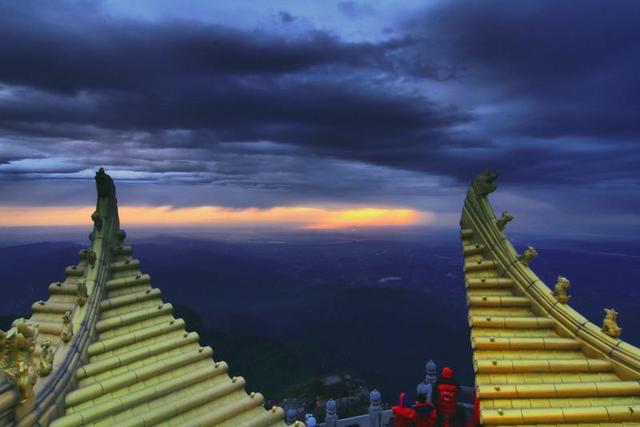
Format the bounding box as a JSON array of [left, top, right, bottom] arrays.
[[1, 170, 122, 426], [51, 240, 285, 427], [460, 171, 640, 426], [1, 169, 288, 427]]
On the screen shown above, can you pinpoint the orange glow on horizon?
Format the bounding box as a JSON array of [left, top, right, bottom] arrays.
[[306, 208, 421, 229], [0, 205, 432, 229]]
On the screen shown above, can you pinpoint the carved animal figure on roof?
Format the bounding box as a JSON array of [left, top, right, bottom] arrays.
[[495, 211, 514, 231], [602, 308, 622, 338], [38, 340, 54, 377], [472, 170, 500, 197], [77, 280, 88, 307], [79, 248, 97, 267], [95, 167, 116, 199], [61, 311, 73, 343], [0, 319, 39, 401], [519, 246, 538, 267], [91, 210, 103, 232], [552, 276, 572, 303]]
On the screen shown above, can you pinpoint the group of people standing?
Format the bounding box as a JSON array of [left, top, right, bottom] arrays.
[[392, 366, 471, 427]]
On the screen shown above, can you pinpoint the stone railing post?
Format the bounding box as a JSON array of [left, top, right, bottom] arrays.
[[369, 389, 382, 427], [285, 408, 297, 425], [416, 359, 437, 403], [325, 399, 337, 427], [305, 413, 317, 426]]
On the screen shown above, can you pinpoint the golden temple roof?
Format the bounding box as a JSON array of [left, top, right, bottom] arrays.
[[461, 171, 640, 426], [0, 169, 289, 427], [3, 168, 639, 426]]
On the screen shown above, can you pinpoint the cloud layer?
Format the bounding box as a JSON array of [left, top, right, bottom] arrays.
[[0, 1, 638, 236]]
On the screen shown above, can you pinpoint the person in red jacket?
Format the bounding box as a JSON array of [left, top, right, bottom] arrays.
[[392, 392, 416, 427], [433, 367, 461, 427], [413, 392, 437, 427]]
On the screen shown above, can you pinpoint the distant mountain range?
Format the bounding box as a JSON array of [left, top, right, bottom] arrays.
[[0, 230, 638, 402]]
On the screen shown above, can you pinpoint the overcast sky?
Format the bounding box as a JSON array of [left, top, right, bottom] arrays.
[[0, 1, 638, 237]]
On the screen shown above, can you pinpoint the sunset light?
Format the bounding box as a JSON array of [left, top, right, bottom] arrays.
[[0, 205, 431, 229]]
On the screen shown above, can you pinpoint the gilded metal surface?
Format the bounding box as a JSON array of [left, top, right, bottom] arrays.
[[495, 211, 513, 231], [91, 210, 103, 231], [38, 340, 54, 377], [60, 311, 73, 343], [552, 276, 572, 304], [602, 307, 622, 338], [461, 171, 640, 425], [0, 319, 39, 402], [471, 169, 500, 197], [48, 170, 287, 427], [79, 249, 97, 267], [518, 246, 538, 267], [76, 280, 88, 307]]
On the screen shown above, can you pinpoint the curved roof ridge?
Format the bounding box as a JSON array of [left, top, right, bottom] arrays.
[[0, 169, 288, 426], [460, 171, 640, 425]]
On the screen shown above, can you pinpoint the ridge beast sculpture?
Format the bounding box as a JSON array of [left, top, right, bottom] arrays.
[[0, 319, 40, 402], [471, 169, 500, 197], [495, 211, 514, 231], [602, 308, 622, 338], [552, 276, 572, 303], [519, 246, 538, 267]]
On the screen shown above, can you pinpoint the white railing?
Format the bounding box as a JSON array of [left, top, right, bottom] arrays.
[[286, 382, 475, 426]]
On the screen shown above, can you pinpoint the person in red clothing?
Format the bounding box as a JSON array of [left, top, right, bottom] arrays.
[[413, 392, 437, 427], [392, 392, 416, 427], [433, 367, 461, 427]]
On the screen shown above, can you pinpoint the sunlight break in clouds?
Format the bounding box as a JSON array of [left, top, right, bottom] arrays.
[[0, 205, 431, 229]]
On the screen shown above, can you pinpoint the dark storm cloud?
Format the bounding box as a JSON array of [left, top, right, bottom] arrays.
[[0, 0, 480, 188], [0, 1, 420, 94], [0, 78, 468, 145], [278, 11, 296, 24], [337, 1, 376, 18], [0, 0, 638, 229], [412, 0, 640, 140]]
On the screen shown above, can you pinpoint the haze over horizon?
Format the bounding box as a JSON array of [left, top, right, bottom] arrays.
[[0, 1, 638, 239]]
